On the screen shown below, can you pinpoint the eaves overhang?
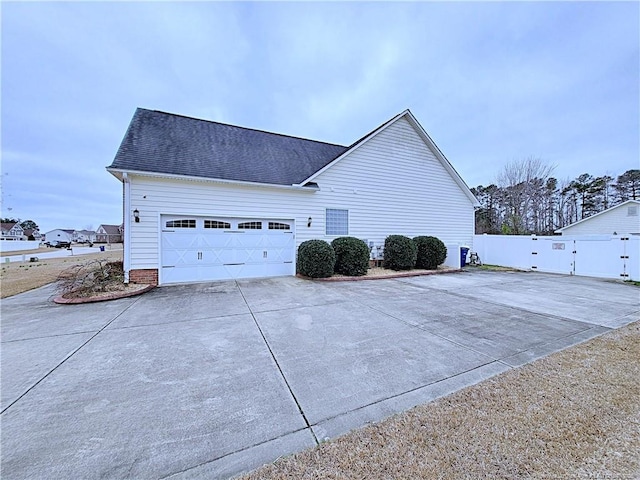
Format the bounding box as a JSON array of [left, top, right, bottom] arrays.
[[106, 167, 321, 192]]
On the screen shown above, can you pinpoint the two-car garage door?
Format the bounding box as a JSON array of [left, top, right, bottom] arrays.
[[161, 215, 295, 284]]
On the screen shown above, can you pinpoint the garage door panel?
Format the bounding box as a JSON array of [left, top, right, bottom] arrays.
[[264, 250, 291, 263], [163, 250, 201, 267], [202, 234, 235, 249], [162, 233, 198, 250], [266, 263, 294, 276], [160, 216, 295, 284]]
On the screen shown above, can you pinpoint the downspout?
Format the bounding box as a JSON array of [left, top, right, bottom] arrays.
[[123, 172, 131, 283]]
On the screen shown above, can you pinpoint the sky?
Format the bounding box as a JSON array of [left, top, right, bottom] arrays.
[[2, 1, 638, 234]]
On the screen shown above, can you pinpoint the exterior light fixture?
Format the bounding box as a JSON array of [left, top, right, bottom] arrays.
[[133, 209, 140, 223], [307, 217, 312, 227]]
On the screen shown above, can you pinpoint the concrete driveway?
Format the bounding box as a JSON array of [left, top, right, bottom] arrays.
[[1, 271, 638, 479]]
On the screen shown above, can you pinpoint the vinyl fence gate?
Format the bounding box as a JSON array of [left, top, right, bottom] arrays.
[[473, 235, 639, 281]]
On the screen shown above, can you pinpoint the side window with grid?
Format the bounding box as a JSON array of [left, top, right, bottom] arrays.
[[326, 209, 348, 236]]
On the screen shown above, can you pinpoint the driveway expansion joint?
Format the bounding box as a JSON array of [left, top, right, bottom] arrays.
[[0, 329, 98, 344], [346, 294, 498, 362], [311, 359, 508, 427], [104, 311, 250, 331], [157, 426, 314, 480], [0, 294, 144, 415], [235, 281, 319, 446]]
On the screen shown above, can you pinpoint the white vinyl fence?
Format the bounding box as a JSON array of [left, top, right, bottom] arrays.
[[473, 234, 640, 281], [0, 240, 41, 253]]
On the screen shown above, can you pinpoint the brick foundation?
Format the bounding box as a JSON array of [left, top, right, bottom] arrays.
[[129, 269, 159, 285]]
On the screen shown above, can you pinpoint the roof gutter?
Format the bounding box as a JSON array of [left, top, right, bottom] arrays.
[[106, 168, 320, 192]]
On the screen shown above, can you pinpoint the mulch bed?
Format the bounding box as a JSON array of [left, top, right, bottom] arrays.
[[298, 266, 461, 281], [53, 283, 154, 304]]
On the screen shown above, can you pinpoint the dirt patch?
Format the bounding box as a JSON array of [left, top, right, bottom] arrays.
[[0, 250, 123, 298], [241, 321, 640, 479]]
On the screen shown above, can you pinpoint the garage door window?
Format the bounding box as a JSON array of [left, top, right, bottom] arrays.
[[205, 220, 231, 229], [268, 222, 291, 230], [326, 209, 348, 235], [166, 219, 196, 228], [238, 221, 262, 230]]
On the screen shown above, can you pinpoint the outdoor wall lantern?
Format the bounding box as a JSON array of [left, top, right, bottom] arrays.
[[307, 217, 312, 227], [133, 209, 140, 223]]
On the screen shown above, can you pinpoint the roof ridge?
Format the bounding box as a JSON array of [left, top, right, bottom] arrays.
[[345, 109, 410, 150], [140, 108, 348, 149]]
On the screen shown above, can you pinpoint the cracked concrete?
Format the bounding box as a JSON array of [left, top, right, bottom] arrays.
[[1, 271, 638, 479]]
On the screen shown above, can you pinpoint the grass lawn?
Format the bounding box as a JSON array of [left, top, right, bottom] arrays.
[[242, 321, 640, 479]]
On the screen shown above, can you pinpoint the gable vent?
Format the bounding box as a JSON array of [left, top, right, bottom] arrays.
[[628, 206, 638, 217]]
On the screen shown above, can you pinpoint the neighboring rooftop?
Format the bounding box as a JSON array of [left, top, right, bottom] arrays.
[[97, 224, 122, 234], [1, 222, 21, 233], [108, 108, 349, 186]]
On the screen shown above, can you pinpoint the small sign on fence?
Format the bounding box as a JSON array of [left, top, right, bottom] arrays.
[[552, 243, 565, 250]]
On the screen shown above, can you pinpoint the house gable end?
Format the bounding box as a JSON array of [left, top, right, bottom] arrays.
[[309, 116, 476, 241], [299, 110, 479, 207]]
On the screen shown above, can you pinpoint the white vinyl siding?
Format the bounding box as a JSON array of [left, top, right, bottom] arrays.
[[312, 117, 475, 245], [127, 116, 476, 273], [559, 201, 640, 236]]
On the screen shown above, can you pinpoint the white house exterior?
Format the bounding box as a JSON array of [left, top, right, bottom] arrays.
[[74, 230, 97, 243], [1, 222, 25, 240], [108, 108, 479, 285], [555, 200, 640, 236], [44, 229, 74, 244]]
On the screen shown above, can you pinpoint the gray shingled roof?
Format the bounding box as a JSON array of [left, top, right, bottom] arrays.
[[109, 108, 349, 186], [98, 224, 122, 235]]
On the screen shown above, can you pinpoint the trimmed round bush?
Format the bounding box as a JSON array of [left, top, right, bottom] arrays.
[[297, 240, 335, 278], [383, 235, 417, 271], [331, 237, 370, 276], [414, 236, 447, 270]]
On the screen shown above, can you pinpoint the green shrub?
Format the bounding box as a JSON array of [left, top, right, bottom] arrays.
[[297, 240, 336, 278], [331, 237, 370, 276], [414, 236, 447, 270], [383, 235, 417, 271]]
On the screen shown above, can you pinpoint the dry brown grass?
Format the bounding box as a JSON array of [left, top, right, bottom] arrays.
[[0, 246, 53, 257], [242, 321, 640, 480], [0, 250, 123, 298]]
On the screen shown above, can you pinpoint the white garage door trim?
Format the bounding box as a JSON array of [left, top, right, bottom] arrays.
[[160, 215, 295, 285]]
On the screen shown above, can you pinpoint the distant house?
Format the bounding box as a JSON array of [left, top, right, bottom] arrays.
[[45, 229, 75, 244], [74, 230, 97, 243], [555, 200, 640, 236], [23, 228, 42, 241], [1, 222, 25, 240], [96, 224, 123, 243]]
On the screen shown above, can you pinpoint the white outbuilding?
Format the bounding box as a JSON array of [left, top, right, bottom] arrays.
[[44, 229, 74, 244], [555, 200, 640, 236]]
